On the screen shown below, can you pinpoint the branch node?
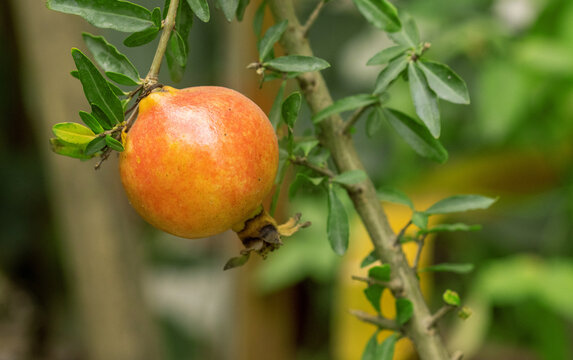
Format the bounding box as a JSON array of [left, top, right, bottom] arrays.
[[426, 305, 455, 330], [349, 309, 400, 331]]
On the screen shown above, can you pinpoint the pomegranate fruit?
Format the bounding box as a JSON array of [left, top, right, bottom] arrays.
[[119, 86, 279, 239]]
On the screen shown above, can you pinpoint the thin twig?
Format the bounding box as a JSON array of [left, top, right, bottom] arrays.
[[394, 220, 412, 246], [301, 0, 326, 37], [412, 234, 427, 271], [426, 305, 455, 330], [145, 0, 180, 84], [342, 105, 372, 134], [352, 275, 403, 292], [290, 156, 335, 178], [349, 309, 400, 331]]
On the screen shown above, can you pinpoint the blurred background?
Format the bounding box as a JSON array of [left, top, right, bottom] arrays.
[[1, 0, 572, 359]]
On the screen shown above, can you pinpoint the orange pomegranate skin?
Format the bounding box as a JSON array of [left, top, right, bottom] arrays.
[[119, 86, 278, 239]]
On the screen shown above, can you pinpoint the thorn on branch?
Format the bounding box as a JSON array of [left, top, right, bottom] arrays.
[[349, 309, 400, 331], [412, 234, 427, 271], [301, 0, 327, 37], [351, 275, 403, 293], [342, 105, 372, 135], [426, 305, 455, 330]]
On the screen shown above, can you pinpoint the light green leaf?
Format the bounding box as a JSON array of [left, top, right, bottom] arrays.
[[395, 298, 413, 325], [411, 211, 428, 230], [49, 138, 92, 159], [367, 45, 408, 66], [258, 20, 288, 62], [281, 91, 302, 130], [47, 0, 154, 32], [364, 285, 384, 314], [79, 111, 104, 134], [105, 135, 124, 152], [72, 48, 124, 125], [443, 289, 461, 306], [82, 33, 140, 84], [377, 187, 414, 209], [215, 0, 239, 21], [52, 122, 96, 144], [419, 223, 482, 234], [352, 0, 401, 32], [85, 136, 107, 156], [369, 264, 391, 282], [361, 332, 379, 360], [187, 0, 210, 22], [383, 108, 448, 163], [264, 55, 330, 73], [123, 26, 160, 47], [366, 106, 384, 137], [269, 81, 286, 128], [388, 13, 419, 47], [373, 55, 408, 94], [332, 170, 368, 186], [425, 195, 498, 215], [327, 184, 349, 256], [418, 60, 470, 104], [377, 333, 399, 359], [420, 263, 475, 274], [408, 62, 440, 138], [312, 94, 379, 124]]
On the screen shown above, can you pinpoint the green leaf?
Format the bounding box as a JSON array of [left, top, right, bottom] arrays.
[[377, 187, 414, 209], [50, 138, 92, 159], [105, 71, 139, 86], [443, 289, 461, 307], [123, 26, 160, 47], [364, 285, 384, 314], [420, 263, 475, 274], [367, 45, 408, 66], [424, 195, 498, 215], [187, 0, 210, 22], [360, 250, 378, 268], [72, 48, 124, 125], [236, 0, 250, 21], [373, 55, 408, 94], [269, 81, 286, 128], [253, 0, 266, 37], [52, 122, 96, 144], [79, 111, 104, 134], [281, 92, 302, 130], [332, 170, 368, 186], [377, 333, 399, 359], [151, 7, 162, 27], [215, 0, 239, 21], [369, 264, 391, 282], [395, 298, 413, 325], [264, 55, 330, 73], [85, 136, 107, 156], [168, 31, 188, 67], [46, 0, 154, 32], [418, 60, 470, 104], [388, 13, 420, 47], [294, 140, 319, 157], [419, 223, 482, 234], [383, 108, 448, 163], [458, 306, 472, 320], [91, 103, 113, 130], [312, 94, 379, 124], [352, 0, 401, 32], [411, 211, 428, 230], [223, 253, 250, 270], [361, 332, 379, 360], [258, 20, 288, 62], [82, 33, 140, 84], [408, 62, 440, 138], [366, 106, 384, 137], [269, 149, 289, 216], [327, 184, 349, 256], [105, 135, 124, 152], [107, 80, 127, 97], [288, 172, 325, 199]]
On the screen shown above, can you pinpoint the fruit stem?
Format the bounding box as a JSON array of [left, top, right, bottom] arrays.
[[145, 0, 180, 85]]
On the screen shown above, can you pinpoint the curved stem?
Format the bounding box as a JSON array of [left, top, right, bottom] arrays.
[[145, 0, 180, 85]]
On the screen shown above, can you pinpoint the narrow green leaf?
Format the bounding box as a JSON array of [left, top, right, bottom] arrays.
[[383, 108, 448, 163], [52, 122, 96, 144], [91, 103, 114, 129], [72, 48, 124, 125], [312, 94, 379, 124], [106, 71, 139, 86], [419, 223, 482, 234], [367, 45, 408, 66], [418, 60, 470, 104], [420, 263, 475, 274], [82, 33, 140, 83], [79, 111, 104, 134], [47, 0, 154, 32], [258, 20, 288, 62], [361, 332, 379, 360], [236, 0, 250, 21], [369, 264, 391, 282], [269, 81, 286, 128], [388, 13, 420, 47], [215, 0, 239, 21], [50, 138, 92, 159], [395, 298, 413, 325], [105, 135, 124, 152], [187, 0, 210, 22], [409, 62, 440, 137], [253, 0, 266, 37], [360, 250, 378, 268], [169, 31, 188, 67], [123, 26, 160, 47], [443, 289, 461, 307], [366, 106, 384, 137], [352, 0, 401, 32], [151, 7, 162, 27], [281, 92, 302, 130], [264, 55, 330, 73], [327, 184, 349, 256], [107, 81, 127, 97], [425, 195, 498, 215], [332, 170, 368, 186], [373, 55, 408, 94], [377, 186, 414, 209], [85, 136, 107, 156], [364, 285, 384, 314], [377, 333, 399, 360], [411, 211, 428, 230], [223, 253, 250, 270]]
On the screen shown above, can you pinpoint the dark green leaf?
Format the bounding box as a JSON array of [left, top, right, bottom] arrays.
[[288, 172, 325, 199], [443, 289, 461, 306], [215, 0, 239, 21], [377, 186, 414, 209], [361, 332, 379, 360], [264, 55, 330, 73], [106, 71, 139, 86], [52, 122, 96, 144], [408, 62, 440, 138], [223, 253, 250, 270], [367, 45, 408, 66], [47, 0, 154, 32], [258, 20, 288, 62], [361, 250, 378, 268], [366, 106, 384, 137], [418, 60, 470, 104], [411, 211, 428, 229], [383, 108, 448, 163], [425, 195, 498, 215], [253, 0, 266, 37], [70, 70, 80, 79], [352, 0, 401, 32], [312, 94, 379, 124], [123, 26, 160, 47], [388, 13, 420, 47], [105, 135, 124, 152], [369, 264, 391, 282], [49, 138, 92, 159], [269, 81, 286, 128], [85, 136, 107, 156], [332, 170, 368, 186], [419, 223, 482, 234], [364, 285, 384, 314], [294, 139, 319, 157], [79, 111, 104, 134], [281, 92, 302, 130], [168, 31, 188, 67], [236, 0, 250, 21], [91, 103, 113, 130], [395, 298, 413, 325], [420, 263, 475, 274], [72, 48, 124, 125], [327, 184, 349, 256], [377, 333, 399, 359], [82, 33, 140, 83], [187, 0, 210, 22], [107, 81, 127, 97], [373, 55, 408, 94], [151, 7, 162, 27]]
